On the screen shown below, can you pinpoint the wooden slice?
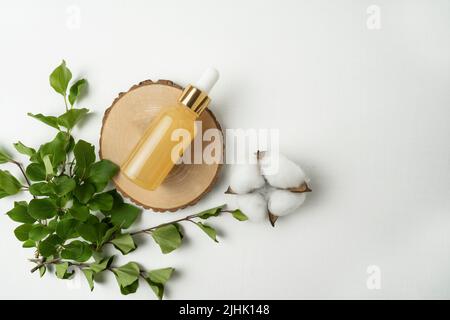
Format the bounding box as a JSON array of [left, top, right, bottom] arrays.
[[99, 80, 223, 212]]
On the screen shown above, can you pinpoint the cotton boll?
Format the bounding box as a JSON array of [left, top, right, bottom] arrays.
[[257, 184, 277, 201], [259, 152, 306, 189], [268, 189, 306, 217], [236, 193, 267, 222], [228, 163, 265, 194], [224, 193, 240, 210]]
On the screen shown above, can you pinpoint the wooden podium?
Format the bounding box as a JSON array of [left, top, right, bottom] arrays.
[[99, 80, 223, 212]]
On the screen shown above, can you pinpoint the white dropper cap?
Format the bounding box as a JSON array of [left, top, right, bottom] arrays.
[[194, 67, 220, 95]]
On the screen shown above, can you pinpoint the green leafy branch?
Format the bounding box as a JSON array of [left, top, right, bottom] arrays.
[[1, 61, 247, 299], [25, 205, 245, 297], [116, 205, 247, 254], [28, 256, 173, 299]]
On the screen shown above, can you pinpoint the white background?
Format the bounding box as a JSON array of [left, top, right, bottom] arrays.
[[0, 0, 449, 299]]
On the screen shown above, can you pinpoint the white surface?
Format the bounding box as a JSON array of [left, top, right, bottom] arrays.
[[195, 67, 220, 94], [0, 0, 449, 300]]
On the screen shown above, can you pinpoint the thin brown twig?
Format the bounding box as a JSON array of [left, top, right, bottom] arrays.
[[130, 213, 200, 236], [30, 257, 116, 274], [12, 160, 36, 199], [129, 207, 235, 237], [68, 159, 75, 177], [30, 208, 233, 272], [30, 258, 61, 273], [12, 160, 31, 187]]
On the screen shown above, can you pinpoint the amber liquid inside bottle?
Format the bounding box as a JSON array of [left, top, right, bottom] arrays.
[[122, 105, 198, 190]]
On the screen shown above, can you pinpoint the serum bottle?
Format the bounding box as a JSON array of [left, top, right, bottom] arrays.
[[122, 68, 220, 190]]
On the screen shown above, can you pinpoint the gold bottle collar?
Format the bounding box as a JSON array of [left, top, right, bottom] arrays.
[[178, 85, 211, 115]]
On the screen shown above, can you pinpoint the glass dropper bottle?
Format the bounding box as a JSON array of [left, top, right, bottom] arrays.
[[122, 68, 220, 190]]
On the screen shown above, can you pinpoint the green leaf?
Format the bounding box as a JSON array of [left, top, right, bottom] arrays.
[[47, 218, 58, 232], [174, 223, 184, 239], [87, 160, 119, 192], [22, 240, 36, 248], [99, 225, 120, 246], [26, 163, 46, 181], [76, 222, 108, 244], [61, 240, 92, 262], [68, 202, 90, 221], [28, 198, 57, 220], [195, 222, 218, 242], [27, 113, 59, 130], [56, 218, 79, 240], [101, 190, 124, 215], [58, 108, 89, 130], [90, 256, 114, 273], [110, 233, 136, 255], [109, 203, 140, 229], [88, 192, 113, 211], [0, 170, 22, 195], [113, 262, 140, 288], [50, 60, 72, 96], [73, 140, 95, 179], [29, 182, 54, 196], [75, 223, 99, 243], [13, 142, 36, 157], [86, 215, 100, 224], [82, 268, 95, 291], [39, 266, 46, 277], [145, 267, 174, 300], [29, 224, 50, 241], [0, 189, 8, 199], [231, 209, 248, 221], [147, 267, 174, 285], [0, 149, 12, 163], [14, 224, 33, 241], [55, 262, 74, 279], [51, 175, 76, 196], [67, 135, 76, 153], [151, 224, 182, 254], [74, 182, 96, 204], [6, 201, 36, 224], [57, 196, 71, 212], [39, 132, 71, 167], [69, 79, 87, 106], [120, 279, 139, 295], [38, 234, 63, 257], [197, 204, 226, 219], [145, 279, 164, 299], [42, 155, 54, 177]]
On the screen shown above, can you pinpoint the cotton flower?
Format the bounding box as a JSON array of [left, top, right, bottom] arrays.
[[259, 151, 308, 189], [236, 193, 267, 222], [226, 151, 311, 227], [267, 190, 306, 225], [228, 162, 265, 194]]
